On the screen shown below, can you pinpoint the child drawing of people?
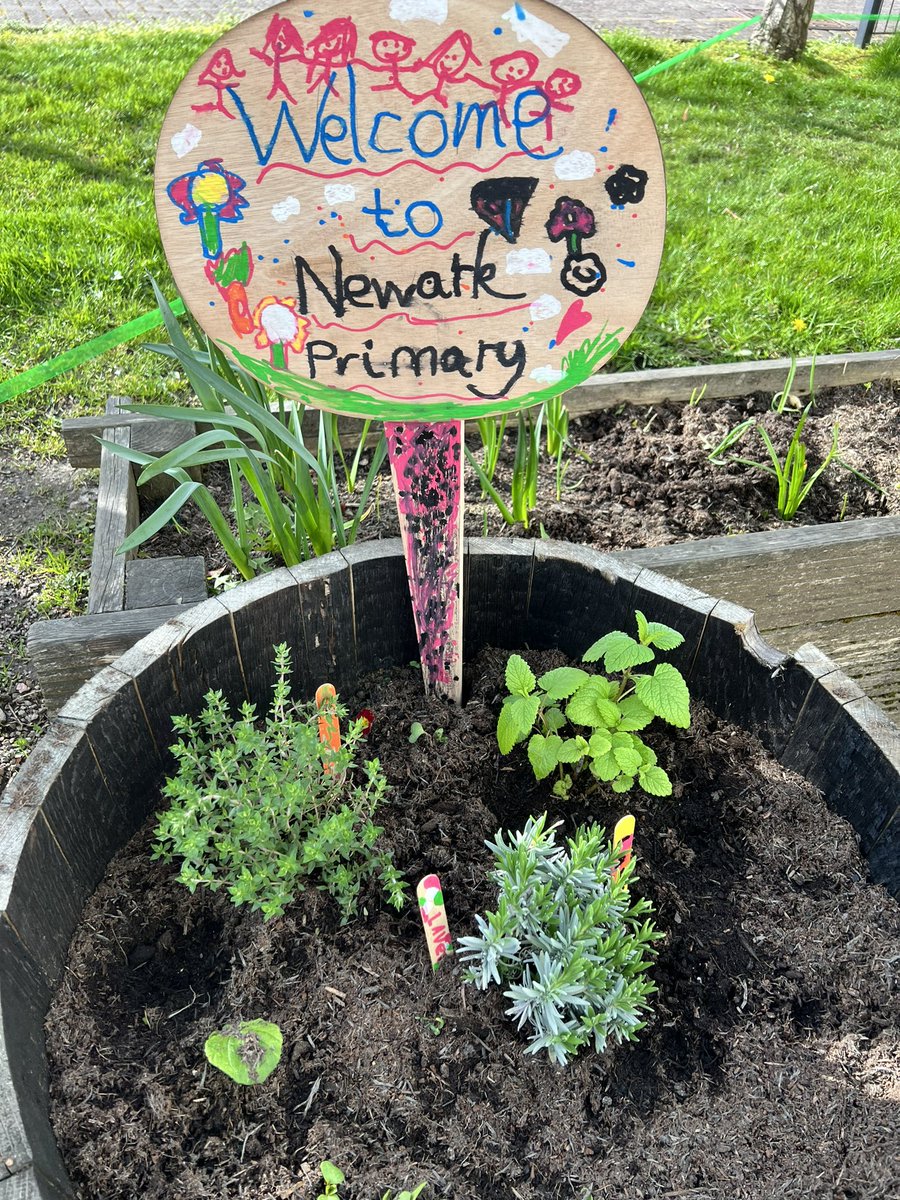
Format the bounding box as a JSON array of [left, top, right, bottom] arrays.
[[488, 50, 541, 126], [249, 14, 305, 104], [533, 68, 583, 141], [192, 49, 246, 120], [305, 18, 358, 98], [364, 30, 421, 99], [412, 31, 491, 108]]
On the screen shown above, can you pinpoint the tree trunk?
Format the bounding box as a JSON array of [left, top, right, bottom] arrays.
[[753, 0, 816, 60]]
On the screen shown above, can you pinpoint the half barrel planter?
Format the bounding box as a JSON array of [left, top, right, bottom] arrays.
[[2, 538, 898, 1197]]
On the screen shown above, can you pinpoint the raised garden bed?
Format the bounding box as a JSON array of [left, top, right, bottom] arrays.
[[1, 540, 899, 1198]]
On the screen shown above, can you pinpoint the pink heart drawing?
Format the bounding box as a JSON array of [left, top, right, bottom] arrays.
[[553, 300, 593, 348]]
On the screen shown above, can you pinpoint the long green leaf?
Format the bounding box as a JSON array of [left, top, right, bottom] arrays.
[[117, 481, 202, 554]]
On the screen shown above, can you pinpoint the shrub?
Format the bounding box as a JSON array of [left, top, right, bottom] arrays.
[[497, 612, 691, 798], [153, 644, 406, 921], [458, 814, 662, 1066]]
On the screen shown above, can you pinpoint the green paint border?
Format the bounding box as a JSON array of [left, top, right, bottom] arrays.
[[225, 327, 622, 420]]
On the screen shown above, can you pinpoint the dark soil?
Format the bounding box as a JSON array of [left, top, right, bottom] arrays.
[[141, 381, 900, 576], [46, 648, 900, 1200]]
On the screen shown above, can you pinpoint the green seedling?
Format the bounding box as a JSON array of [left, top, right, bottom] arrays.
[[204, 1019, 282, 1086], [382, 1186, 427, 1200], [498, 612, 690, 798], [318, 1161, 345, 1198]]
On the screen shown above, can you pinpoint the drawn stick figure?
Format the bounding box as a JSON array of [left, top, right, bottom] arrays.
[[249, 14, 305, 104], [412, 31, 492, 109], [192, 49, 246, 120], [305, 18, 358, 98], [362, 30, 421, 100]]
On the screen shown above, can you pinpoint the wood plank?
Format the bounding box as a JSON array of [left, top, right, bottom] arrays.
[[124, 556, 207, 611], [465, 539, 535, 659], [763, 614, 900, 723], [337, 541, 416, 683], [569, 349, 900, 413], [0, 1165, 67, 1198], [86, 399, 137, 615], [27, 604, 205, 715]]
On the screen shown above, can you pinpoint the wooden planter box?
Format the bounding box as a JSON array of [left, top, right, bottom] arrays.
[[2, 539, 899, 1197]]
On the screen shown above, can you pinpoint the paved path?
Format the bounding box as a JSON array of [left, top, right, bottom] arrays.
[[1, 0, 868, 42]]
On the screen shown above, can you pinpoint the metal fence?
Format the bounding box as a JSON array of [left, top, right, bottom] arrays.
[[856, 0, 900, 47]]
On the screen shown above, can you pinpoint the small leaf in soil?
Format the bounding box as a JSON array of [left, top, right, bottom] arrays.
[[408, 721, 426, 743]]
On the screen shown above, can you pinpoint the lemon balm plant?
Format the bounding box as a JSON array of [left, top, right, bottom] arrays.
[[497, 613, 691, 798], [153, 643, 407, 921]]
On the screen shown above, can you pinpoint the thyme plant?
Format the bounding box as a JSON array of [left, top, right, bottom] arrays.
[[497, 612, 691, 798], [458, 815, 661, 1066], [153, 644, 407, 921]]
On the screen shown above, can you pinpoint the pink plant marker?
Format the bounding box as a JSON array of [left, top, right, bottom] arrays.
[[612, 813, 635, 883], [417, 873, 452, 970], [385, 420, 464, 703]]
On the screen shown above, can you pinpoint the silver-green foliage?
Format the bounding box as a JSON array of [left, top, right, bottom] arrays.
[[457, 815, 661, 1067], [497, 612, 690, 798], [204, 1019, 283, 1085], [153, 644, 406, 922]]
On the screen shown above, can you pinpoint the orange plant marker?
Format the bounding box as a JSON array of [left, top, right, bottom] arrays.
[[612, 814, 636, 883], [315, 683, 341, 773], [417, 874, 451, 970]]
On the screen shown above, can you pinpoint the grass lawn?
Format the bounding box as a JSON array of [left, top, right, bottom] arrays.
[[0, 26, 898, 456]]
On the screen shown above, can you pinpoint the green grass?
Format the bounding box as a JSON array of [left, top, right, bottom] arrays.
[[0, 510, 94, 616], [0, 27, 898, 453]]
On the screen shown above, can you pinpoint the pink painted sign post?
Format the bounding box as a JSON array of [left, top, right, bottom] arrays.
[[154, 1, 665, 699]]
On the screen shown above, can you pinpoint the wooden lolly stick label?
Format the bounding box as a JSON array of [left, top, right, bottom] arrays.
[[417, 873, 452, 970], [612, 813, 635, 883], [315, 683, 341, 772]]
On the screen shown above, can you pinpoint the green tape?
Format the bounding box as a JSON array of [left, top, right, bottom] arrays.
[[0, 297, 185, 405], [634, 17, 762, 82], [1, 8, 894, 406]]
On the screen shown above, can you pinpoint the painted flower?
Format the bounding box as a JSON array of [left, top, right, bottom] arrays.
[[253, 297, 310, 369], [545, 197, 596, 255], [561, 253, 606, 297], [167, 159, 249, 260]]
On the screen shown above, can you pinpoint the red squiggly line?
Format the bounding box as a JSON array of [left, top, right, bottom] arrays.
[[256, 149, 534, 185], [310, 303, 531, 334], [347, 384, 471, 402], [344, 230, 474, 256]]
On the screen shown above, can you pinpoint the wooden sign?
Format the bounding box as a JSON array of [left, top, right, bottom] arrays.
[[156, 0, 664, 418], [155, 2, 665, 700]]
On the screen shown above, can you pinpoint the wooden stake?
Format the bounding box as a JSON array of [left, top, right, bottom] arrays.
[[612, 813, 635, 883], [315, 683, 341, 772], [385, 420, 464, 703], [417, 873, 452, 970]]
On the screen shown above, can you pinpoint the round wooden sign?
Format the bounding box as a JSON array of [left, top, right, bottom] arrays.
[[155, 0, 665, 420]]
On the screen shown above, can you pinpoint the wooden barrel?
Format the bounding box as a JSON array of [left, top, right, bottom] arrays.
[[2, 538, 898, 1197]]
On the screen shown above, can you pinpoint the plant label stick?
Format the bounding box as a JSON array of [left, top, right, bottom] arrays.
[[315, 683, 341, 772], [417, 873, 451, 970], [155, 2, 665, 704], [612, 813, 635, 883]]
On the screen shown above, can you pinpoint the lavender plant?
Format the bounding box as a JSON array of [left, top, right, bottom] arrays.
[[498, 612, 691, 798], [153, 644, 407, 921], [458, 815, 661, 1066]]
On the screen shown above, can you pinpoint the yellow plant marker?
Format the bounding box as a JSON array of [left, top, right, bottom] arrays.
[[417, 874, 451, 970], [315, 683, 341, 773], [612, 814, 636, 883]]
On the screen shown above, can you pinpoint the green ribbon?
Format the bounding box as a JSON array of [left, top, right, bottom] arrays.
[[2, 9, 896, 405], [0, 298, 185, 404]]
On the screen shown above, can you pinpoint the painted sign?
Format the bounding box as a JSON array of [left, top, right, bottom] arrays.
[[155, 0, 665, 422]]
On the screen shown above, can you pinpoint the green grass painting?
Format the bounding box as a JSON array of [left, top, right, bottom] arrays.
[[1, 27, 898, 453]]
